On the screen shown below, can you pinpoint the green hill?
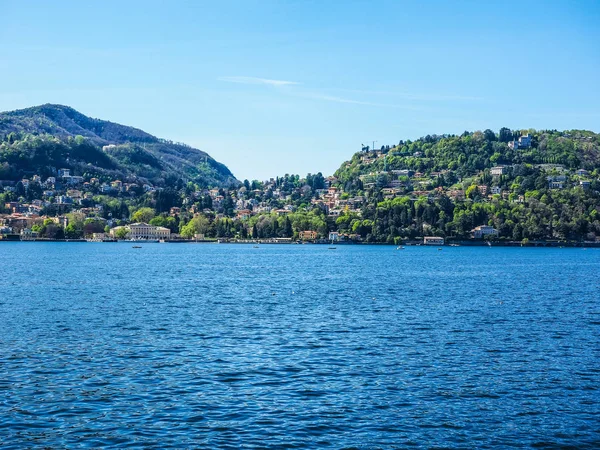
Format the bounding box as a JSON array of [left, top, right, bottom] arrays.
[[0, 104, 237, 187], [327, 128, 600, 243], [335, 128, 600, 184]]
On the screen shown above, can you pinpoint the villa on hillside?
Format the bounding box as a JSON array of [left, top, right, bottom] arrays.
[[576, 169, 589, 177], [471, 225, 498, 239], [508, 134, 532, 150], [491, 166, 506, 176], [299, 230, 318, 240]]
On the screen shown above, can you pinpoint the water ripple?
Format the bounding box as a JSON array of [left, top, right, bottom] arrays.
[[0, 243, 599, 448]]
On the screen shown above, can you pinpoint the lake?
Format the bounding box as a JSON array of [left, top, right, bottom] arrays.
[[0, 243, 599, 448]]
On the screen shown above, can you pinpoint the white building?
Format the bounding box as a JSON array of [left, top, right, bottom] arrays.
[[472, 225, 498, 239], [423, 236, 444, 245], [110, 223, 170, 240], [491, 166, 506, 176], [508, 134, 532, 150], [56, 196, 73, 204]]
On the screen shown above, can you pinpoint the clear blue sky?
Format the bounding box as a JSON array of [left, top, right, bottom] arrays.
[[1, 0, 599, 181]]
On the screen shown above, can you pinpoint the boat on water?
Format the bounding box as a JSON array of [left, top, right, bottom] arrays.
[[396, 246, 405, 250], [132, 245, 142, 248], [328, 237, 336, 250]]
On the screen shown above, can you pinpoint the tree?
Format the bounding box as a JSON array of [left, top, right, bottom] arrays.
[[65, 223, 83, 239], [499, 127, 512, 143], [284, 216, 293, 237], [131, 207, 156, 223], [465, 185, 480, 199], [180, 215, 210, 238], [115, 227, 129, 239], [483, 129, 496, 141], [42, 224, 65, 240]]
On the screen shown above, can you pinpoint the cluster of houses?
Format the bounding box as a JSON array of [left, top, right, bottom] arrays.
[[0, 148, 596, 242]]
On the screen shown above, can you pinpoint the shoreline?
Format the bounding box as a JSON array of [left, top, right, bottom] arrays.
[[1, 238, 599, 248]]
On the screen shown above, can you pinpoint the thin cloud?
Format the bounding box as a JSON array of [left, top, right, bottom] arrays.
[[298, 92, 430, 111], [219, 76, 435, 110], [333, 88, 484, 102], [218, 76, 300, 87]]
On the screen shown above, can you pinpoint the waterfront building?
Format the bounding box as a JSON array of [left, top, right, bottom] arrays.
[[109, 223, 171, 240], [299, 230, 318, 240], [128, 223, 170, 240], [423, 236, 444, 245], [471, 225, 498, 238]]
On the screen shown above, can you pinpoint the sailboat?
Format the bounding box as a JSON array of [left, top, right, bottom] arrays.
[[328, 237, 336, 250]]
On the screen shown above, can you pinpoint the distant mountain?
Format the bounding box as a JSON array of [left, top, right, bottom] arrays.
[[0, 104, 238, 187]]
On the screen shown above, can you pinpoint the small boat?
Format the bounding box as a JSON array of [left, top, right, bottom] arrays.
[[132, 245, 142, 248], [438, 248, 442, 251], [328, 238, 336, 249], [396, 246, 404, 250], [253, 245, 259, 248]]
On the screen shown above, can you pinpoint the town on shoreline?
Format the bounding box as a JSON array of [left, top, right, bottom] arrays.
[[2, 128, 599, 246]]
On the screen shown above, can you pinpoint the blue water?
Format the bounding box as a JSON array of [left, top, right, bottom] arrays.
[[0, 243, 599, 448]]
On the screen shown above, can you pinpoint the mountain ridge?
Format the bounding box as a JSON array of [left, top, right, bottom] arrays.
[[0, 104, 237, 187]]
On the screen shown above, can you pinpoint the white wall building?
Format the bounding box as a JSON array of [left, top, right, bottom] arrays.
[[110, 223, 171, 240], [472, 225, 498, 238]]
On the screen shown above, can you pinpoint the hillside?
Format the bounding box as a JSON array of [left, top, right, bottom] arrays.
[[0, 104, 237, 187], [326, 128, 600, 242], [335, 128, 600, 185], [1, 124, 599, 243]]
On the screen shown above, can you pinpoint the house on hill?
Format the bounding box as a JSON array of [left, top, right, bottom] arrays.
[[472, 225, 498, 239], [508, 134, 532, 150]]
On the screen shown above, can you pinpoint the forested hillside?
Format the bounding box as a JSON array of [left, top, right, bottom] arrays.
[[1, 122, 599, 244], [330, 128, 600, 242], [0, 104, 237, 188]]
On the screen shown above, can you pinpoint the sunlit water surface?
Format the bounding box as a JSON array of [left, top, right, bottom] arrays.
[[1, 243, 599, 448]]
